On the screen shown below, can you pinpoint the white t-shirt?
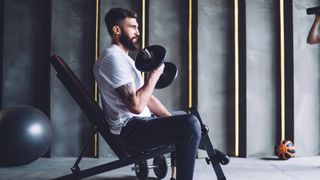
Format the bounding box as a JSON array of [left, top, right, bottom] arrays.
[[94, 44, 151, 134]]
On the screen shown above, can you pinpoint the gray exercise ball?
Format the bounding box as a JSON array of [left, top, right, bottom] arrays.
[[0, 105, 52, 166]]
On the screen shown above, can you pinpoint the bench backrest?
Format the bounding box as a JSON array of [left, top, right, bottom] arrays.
[[50, 54, 129, 158]]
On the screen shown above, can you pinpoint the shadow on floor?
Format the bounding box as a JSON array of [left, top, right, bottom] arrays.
[[260, 157, 283, 161], [86, 176, 158, 180], [52, 175, 159, 180]]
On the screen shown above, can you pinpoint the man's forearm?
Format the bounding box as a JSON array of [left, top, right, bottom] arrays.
[[148, 95, 171, 117], [116, 65, 164, 114], [131, 65, 165, 113], [116, 76, 158, 114], [307, 16, 320, 44], [134, 76, 159, 111]]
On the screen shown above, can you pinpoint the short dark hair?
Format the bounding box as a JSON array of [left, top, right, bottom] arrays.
[[104, 8, 138, 36]]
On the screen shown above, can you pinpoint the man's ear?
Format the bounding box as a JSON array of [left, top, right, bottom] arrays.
[[112, 26, 121, 35]]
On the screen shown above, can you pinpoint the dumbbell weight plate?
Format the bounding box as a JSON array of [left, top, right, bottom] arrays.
[[135, 45, 167, 72], [155, 62, 178, 89], [153, 155, 168, 179], [134, 161, 149, 180]]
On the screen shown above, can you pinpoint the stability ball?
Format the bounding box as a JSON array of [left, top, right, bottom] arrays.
[[0, 105, 52, 166]]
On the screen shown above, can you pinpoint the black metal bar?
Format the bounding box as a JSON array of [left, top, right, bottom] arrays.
[[190, 106, 227, 180], [202, 135, 226, 180], [72, 128, 98, 172], [54, 145, 175, 180]]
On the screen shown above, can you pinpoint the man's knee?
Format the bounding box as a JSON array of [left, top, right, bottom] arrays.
[[184, 114, 201, 139]]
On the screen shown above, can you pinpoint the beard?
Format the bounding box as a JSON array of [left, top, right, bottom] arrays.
[[119, 29, 140, 50]]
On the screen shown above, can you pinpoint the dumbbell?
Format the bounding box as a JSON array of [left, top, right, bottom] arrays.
[[135, 45, 178, 89], [132, 155, 168, 180], [306, 6, 320, 15]]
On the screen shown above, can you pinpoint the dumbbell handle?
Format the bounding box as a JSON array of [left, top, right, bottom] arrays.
[[306, 6, 320, 15], [142, 48, 152, 59], [142, 48, 165, 72]]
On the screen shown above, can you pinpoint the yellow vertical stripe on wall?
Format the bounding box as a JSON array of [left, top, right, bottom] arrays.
[[94, 0, 100, 157], [95, 0, 99, 62], [234, 0, 239, 157], [280, 0, 285, 141], [141, 0, 146, 79], [188, 0, 193, 108], [142, 0, 146, 49]]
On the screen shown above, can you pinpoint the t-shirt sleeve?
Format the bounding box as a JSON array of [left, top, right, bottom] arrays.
[[97, 53, 134, 89]]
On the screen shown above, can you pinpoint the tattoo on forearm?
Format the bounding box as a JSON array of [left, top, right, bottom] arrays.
[[116, 83, 135, 104]]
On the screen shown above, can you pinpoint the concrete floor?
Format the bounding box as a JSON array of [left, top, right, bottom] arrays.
[[0, 156, 320, 180]]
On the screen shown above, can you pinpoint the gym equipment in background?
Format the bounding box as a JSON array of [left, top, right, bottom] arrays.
[[0, 105, 52, 166], [306, 6, 320, 15], [50, 54, 229, 180], [135, 45, 178, 89], [274, 140, 295, 160]]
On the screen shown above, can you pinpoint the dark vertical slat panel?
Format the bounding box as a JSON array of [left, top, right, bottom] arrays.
[[2, 0, 50, 112], [191, 0, 198, 108], [0, 0, 3, 108], [36, 0, 51, 118], [238, 0, 247, 157], [284, 0, 294, 142], [50, 0, 96, 157], [181, 0, 189, 111], [98, 0, 141, 157], [40, 0, 52, 157]]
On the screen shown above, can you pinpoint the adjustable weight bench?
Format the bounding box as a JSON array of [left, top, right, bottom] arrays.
[[50, 54, 228, 180]]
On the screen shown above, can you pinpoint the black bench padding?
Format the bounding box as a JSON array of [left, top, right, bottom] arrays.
[[50, 54, 128, 158]]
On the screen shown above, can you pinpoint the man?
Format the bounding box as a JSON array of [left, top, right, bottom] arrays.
[[93, 8, 201, 180], [307, 14, 320, 44]]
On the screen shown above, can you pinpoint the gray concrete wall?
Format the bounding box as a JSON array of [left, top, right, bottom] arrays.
[[2, 0, 50, 113], [50, 0, 96, 157], [198, 0, 234, 153], [293, 0, 320, 156], [148, 0, 189, 112], [2, 0, 320, 158], [99, 0, 141, 55], [245, 0, 279, 157]]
